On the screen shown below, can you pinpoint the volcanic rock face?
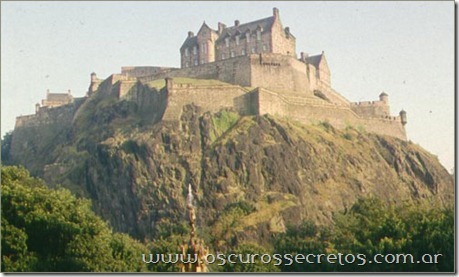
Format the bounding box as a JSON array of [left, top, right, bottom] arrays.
[[6, 87, 453, 245]]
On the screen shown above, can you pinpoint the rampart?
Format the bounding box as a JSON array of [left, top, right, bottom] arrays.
[[350, 100, 390, 118], [254, 88, 406, 140], [162, 78, 256, 121], [139, 53, 311, 94]]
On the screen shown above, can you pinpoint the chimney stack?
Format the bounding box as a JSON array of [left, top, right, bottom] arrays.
[[235, 20, 240, 26], [273, 7, 279, 18], [188, 31, 194, 38], [218, 22, 226, 34]]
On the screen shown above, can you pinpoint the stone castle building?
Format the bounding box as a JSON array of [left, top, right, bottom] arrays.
[[15, 8, 407, 140], [180, 8, 295, 68]]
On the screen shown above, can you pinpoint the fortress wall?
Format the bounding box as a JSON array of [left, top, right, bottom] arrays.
[[121, 66, 175, 78], [11, 99, 87, 174], [256, 89, 406, 140], [146, 55, 252, 87], [351, 100, 390, 117], [162, 81, 251, 121], [315, 82, 351, 106], [250, 54, 311, 94]]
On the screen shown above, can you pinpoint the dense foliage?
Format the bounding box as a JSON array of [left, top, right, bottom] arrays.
[[1, 166, 148, 272], [273, 198, 454, 272]]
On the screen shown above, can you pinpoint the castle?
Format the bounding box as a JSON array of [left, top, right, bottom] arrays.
[[15, 8, 407, 140]]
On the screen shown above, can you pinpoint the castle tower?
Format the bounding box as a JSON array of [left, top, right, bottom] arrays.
[[88, 72, 101, 96], [399, 110, 407, 125], [379, 92, 388, 103]]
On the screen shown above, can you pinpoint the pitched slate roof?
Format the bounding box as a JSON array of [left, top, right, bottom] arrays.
[[180, 36, 198, 51], [215, 16, 274, 43], [305, 54, 323, 69]]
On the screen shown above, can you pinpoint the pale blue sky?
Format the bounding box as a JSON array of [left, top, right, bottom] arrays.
[[1, 1, 454, 170]]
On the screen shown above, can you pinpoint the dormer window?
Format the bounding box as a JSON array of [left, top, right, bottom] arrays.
[[236, 36, 240, 45], [225, 37, 230, 47], [185, 48, 189, 57]]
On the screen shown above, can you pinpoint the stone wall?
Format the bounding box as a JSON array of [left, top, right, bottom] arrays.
[[255, 88, 406, 140], [121, 66, 175, 78], [270, 17, 296, 57], [250, 53, 310, 94], [162, 78, 254, 121], [141, 55, 253, 87], [140, 53, 312, 95], [351, 100, 390, 117]]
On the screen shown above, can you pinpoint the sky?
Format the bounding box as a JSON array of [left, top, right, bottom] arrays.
[[1, 1, 455, 171]]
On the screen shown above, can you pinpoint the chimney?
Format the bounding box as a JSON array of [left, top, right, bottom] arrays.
[[188, 31, 194, 38], [218, 22, 226, 34], [235, 20, 240, 26], [273, 7, 279, 18], [300, 52, 309, 61], [285, 27, 290, 35]]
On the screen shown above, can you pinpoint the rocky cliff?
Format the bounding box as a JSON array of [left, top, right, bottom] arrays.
[[5, 81, 454, 248]]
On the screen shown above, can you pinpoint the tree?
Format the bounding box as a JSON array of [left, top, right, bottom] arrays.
[[1, 166, 149, 272]]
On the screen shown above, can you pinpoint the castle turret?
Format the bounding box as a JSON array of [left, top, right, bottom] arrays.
[[379, 92, 388, 103], [88, 72, 101, 96], [273, 7, 279, 18], [399, 110, 407, 125]]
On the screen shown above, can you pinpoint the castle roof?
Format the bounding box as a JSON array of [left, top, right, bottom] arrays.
[[215, 16, 275, 42], [305, 54, 323, 69], [180, 36, 198, 50]]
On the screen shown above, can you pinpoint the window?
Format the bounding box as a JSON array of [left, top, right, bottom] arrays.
[[193, 46, 197, 55], [256, 30, 261, 40], [201, 59, 204, 64], [194, 59, 198, 66], [185, 48, 189, 57], [185, 61, 189, 68], [202, 43, 207, 54], [262, 45, 267, 52], [236, 36, 240, 45], [230, 51, 235, 58], [246, 33, 250, 43], [221, 53, 226, 60], [225, 37, 230, 47], [242, 49, 246, 55], [251, 47, 256, 54]]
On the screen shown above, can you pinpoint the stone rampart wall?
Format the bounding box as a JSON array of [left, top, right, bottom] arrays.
[[162, 80, 254, 121], [351, 100, 390, 117], [256, 88, 406, 140]]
